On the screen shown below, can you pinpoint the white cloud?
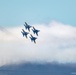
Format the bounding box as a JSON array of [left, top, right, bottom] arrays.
[[0, 21, 76, 66]]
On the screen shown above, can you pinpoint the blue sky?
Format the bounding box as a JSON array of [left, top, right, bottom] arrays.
[[0, 0, 76, 27], [0, 0, 76, 69]]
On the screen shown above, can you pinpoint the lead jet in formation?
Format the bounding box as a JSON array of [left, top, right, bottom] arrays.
[[32, 27, 40, 36], [21, 29, 29, 38], [29, 34, 37, 44], [24, 22, 32, 31]]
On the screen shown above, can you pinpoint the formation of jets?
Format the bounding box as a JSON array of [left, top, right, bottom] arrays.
[[21, 22, 40, 44]]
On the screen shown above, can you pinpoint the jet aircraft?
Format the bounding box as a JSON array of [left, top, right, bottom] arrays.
[[29, 34, 37, 43], [21, 29, 29, 38], [24, 22, 32, 31], [32, 27, 40, 36]]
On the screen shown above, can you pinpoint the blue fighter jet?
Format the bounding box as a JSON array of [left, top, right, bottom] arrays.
[[24, 22, 32, 31], [29, 34, 37, 44], [21, 29, 29, 38], [32, 27, 40, 36]]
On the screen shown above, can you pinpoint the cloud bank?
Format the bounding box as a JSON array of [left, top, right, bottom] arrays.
[[0, 21, 76, 66]]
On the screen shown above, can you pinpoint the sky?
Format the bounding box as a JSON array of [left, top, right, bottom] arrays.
[[0, 1, 76, 75], [0, 0, 76, 66], [0, 0, 76, 27]]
